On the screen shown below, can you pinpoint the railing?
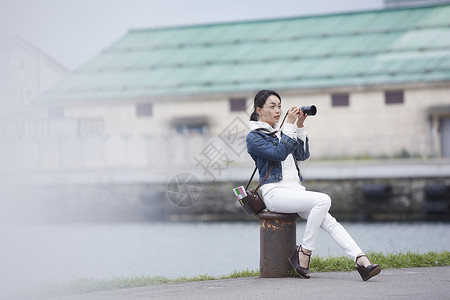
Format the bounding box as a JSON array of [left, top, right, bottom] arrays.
[[0, 131, 443, 172]]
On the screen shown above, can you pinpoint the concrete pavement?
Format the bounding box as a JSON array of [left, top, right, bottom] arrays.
[[46, 266, 450, 300]]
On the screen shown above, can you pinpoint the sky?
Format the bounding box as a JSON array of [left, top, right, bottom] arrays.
[[0, 0, 383, 71]]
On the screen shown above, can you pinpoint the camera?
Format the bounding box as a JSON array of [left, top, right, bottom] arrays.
[[298, 105, 317, 116]]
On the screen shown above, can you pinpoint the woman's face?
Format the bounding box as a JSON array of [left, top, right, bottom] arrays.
[[256, 95, 281, 128]]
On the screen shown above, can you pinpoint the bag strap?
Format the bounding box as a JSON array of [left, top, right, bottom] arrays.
[[245, 167, 258, 190], [245, 162, 276, 191], [255, 162, 277, 192]]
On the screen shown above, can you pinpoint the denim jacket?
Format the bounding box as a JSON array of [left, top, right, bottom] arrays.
[[246, 125, 310, 185]]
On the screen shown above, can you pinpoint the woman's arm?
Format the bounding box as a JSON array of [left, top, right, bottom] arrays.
[[294, 136, 310, 161], [293, 126, 310, 161], [247, 131, 299, 162], [293, 108, 310, 161]]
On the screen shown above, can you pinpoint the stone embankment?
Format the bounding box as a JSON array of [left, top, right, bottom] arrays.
[[2, 159, 449, 223]]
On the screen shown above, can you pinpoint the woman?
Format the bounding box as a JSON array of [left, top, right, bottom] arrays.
[[246, 90, 381, 281]]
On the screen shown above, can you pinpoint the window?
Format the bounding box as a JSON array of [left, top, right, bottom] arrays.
[[175, 124, 208, 135], [229, 98, 246, 112], [171, 116, 209, 136], [385, 91, 404, 104], [136, 103, 153, 117], [331, 94, 349, 107]]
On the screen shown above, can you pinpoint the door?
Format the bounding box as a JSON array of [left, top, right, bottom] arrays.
[[441, 118, 450, 157]]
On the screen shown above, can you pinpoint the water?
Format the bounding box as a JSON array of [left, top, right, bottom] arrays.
[[1, 221, 449, 294]]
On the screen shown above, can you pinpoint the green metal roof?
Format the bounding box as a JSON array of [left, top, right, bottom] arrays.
[[37, 4, 450, 103]]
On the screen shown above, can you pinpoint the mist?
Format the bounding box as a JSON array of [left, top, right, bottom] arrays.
[[1, 0, 450, 298]]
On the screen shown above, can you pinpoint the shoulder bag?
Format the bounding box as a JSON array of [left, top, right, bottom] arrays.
[[238, 162, 276, 216]]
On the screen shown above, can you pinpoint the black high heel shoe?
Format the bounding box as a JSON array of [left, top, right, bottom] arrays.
[[288, 245, 311, 279], [355, 254, 381, 281]]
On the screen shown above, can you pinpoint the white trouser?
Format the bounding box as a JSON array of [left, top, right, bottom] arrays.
[[262, 187, 363, 261]]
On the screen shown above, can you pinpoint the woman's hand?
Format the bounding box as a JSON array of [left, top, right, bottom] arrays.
[[286, 106, 299, 124], [297, 108, 307, 128]]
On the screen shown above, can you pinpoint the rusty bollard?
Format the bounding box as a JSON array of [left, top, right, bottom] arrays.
[[257, 211, 298, 278]]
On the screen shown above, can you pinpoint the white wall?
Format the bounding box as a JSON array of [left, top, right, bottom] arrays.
[[23, 84, 448, 172]]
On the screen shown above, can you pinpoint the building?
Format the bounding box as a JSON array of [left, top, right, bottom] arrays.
[[0, 37, 69, 171], [33, 4, 450, 172], [385, 0, 450, 8], [0, 37, 68, 133]]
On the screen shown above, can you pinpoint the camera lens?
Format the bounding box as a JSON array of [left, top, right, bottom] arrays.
[[298, 105, 317, 116]]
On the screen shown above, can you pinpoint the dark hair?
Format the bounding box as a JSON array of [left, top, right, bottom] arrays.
[[250, 90, 281, 121]]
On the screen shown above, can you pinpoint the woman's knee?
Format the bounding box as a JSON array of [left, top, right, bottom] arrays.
[[319, 194, 332, 209]]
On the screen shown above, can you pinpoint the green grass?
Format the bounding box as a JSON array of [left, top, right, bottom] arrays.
[[38, 251, 449, 297], [286, 250, 450, 276]]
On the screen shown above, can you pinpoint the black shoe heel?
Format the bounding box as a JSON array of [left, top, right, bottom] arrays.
[[288, 245, 311, 279], [355, 254, 381, 281]]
